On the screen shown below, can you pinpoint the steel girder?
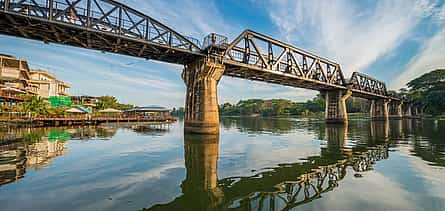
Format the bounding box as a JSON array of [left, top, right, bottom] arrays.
[[0, 0, 203, 64], [349, 71, 388, 99], [223, 30, 347, 91]]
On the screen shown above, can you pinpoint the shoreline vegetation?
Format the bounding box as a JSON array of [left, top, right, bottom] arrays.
[[2, 69, 444, 125], [172, 69, 445, 119], [0, 96, 175, 126], [0, 95, 134, 118]]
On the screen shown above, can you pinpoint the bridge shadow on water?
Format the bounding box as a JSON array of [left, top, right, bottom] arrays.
[[144, 118, 444, 211]]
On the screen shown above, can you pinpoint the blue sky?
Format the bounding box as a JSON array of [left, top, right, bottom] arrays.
[[1, 0, 444, 107]]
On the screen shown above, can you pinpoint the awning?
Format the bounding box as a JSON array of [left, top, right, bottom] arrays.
[[65, 107, 86, 113], [98, 108, 122, 113]]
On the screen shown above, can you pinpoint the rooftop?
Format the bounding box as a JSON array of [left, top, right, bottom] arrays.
[[124, 106, 170, 112], [0, 54, 16, 58], [30, 69, 56, 79]]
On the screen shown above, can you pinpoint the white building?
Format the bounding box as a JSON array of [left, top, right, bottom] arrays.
[[29, 69, 70, 98]]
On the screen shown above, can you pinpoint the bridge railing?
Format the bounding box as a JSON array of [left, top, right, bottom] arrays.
[[202, 33, 228, 50], [224, 30, 346, 86], [2, 0, 201, 53]]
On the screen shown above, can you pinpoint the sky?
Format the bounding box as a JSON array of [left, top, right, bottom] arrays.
[[1, 0, 444, 108]]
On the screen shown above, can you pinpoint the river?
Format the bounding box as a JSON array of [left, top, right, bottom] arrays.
[[0, 118, 444, 211]]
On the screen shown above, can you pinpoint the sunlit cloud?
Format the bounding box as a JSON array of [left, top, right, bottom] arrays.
[[266, 0, 439, 77], [391, 28, 445, 89]]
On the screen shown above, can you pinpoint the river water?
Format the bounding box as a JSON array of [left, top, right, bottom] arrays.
[[0, 118, 444, 211]]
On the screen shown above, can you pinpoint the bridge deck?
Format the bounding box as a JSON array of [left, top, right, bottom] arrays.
[[0, 0, 203, 64], [224, 61, 347, 91]]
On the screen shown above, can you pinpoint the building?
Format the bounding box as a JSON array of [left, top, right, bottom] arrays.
[[71, 95, 100, 109], [123, 106, 171, 119], [29, 69, 70, 98], [0, 54, 70, 102], [0, 54, 37, 105]]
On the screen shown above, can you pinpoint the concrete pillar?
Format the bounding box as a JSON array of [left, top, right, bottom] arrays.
[[324, 89, 352, 124], [403, 104, 412, 118], [182, 133, 224, 209], [389, 101, 403, 119], [183, 58, 225, 134], [370, 99, 389, 121]]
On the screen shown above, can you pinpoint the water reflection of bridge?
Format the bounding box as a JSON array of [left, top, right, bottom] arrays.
[[145, 120, 419, 211]]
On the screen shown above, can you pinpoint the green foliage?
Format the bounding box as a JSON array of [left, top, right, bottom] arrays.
[[96, 95, 134, 110], [219, 95, 326, 117], [405, 69, 445, 115], [22, 96, 49, 115], [346, 97, 370, 113]]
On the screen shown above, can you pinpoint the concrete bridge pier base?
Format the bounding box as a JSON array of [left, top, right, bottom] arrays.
[[323, 89, 352, 124], [403, 104, 413, 118], [183, 58, 225, 134], [389, 101, 403, 119], [370, 99, 390, 121]]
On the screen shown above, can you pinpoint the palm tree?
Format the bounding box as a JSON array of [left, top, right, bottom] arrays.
[[22, 96, 49, 115]]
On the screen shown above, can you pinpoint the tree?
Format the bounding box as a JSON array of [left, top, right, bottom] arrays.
[[96, 96, 118, 110], [22, 96, 49, 115], [305, 94, 325, 112], [406, 69, 445, 115], [95, 96, 133, 110]]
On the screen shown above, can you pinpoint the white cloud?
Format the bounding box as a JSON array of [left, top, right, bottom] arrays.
[[266, 0, 438, 77], [437, 3, 445, 20], [391, 28, 445, 89], [219, 77, 317, 104], [120, 0, 237, 39]]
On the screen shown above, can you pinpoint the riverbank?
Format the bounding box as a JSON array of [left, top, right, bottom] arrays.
[[0, 116, 176, 127], [221, 112, 369, 119]]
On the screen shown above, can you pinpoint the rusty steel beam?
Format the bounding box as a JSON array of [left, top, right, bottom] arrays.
[[349, 71, 387, 98], [0, 0, 203, 64], [224, 30, 346, 89]]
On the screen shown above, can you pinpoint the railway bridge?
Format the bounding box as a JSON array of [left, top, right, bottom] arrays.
[[0, 0, 410, 134]]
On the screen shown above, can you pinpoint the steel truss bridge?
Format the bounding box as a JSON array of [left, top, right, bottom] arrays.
[[0, 0, 395, 100]]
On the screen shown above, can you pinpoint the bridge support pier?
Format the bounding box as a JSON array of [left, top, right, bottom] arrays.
[[323, 90, 352, 124], [183, 58, 225, 134], [389, 101, 403, 119], [370, 99, 389, 121], [403, 104, 413, 118]]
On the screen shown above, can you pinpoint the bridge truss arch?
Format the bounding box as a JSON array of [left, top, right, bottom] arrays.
[[0, 0, 203, 64], [223, 30, 347, 90]]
